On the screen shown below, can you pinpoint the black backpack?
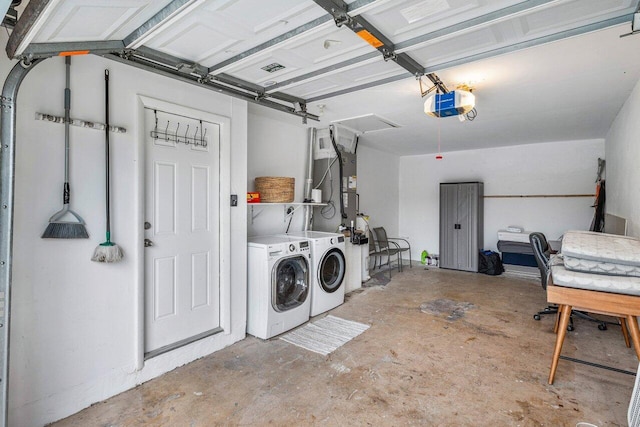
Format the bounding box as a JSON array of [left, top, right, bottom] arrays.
[[478, 250, 504, 275]]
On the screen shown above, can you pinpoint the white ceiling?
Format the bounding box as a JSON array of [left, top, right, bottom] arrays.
[[7, 0, 640, 155], [311, 23, 640, 156]]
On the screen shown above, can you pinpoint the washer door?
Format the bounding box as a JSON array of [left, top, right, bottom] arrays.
[[272, 255, 309, 312], [319, 248, 346, 293]]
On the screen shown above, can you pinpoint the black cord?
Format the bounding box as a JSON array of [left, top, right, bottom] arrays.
[[465, 108, 477, 121], [321, 201, 336, 219], [321, 175, 336, 219], [285, 211, 293, 233]]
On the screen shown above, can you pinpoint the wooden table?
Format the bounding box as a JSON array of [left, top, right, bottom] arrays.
[[546, 282, 640, 384]]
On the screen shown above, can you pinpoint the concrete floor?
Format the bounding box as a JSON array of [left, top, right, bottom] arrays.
[[53, 267, 638, 426]]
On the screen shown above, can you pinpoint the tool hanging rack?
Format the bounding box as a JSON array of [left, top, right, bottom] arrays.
[[150, 109, 207, 148], [35, 112, 127, 133]]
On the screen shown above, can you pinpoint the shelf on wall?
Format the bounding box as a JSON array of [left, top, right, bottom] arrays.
[[248, 202, 326, 206], [249, 202, 327, 223]]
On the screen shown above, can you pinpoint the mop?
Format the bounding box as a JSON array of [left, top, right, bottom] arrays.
[[42, 56, 89, 239], [92, 69, 123, 262]]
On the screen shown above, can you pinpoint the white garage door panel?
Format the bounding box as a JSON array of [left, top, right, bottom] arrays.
[[281, 78, 342, 99], [155, 19, 241, 64], [361, 0, 527, 44], [407, 25, 505, 69], [32, 0, 175, 43], [220, 25, 372, 85], [144, 0, 328, 67], [282, 60, 405, 99], [518, 0, 637, 37]]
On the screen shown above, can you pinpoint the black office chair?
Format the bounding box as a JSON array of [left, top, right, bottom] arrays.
[[530, 232, 607, 331]]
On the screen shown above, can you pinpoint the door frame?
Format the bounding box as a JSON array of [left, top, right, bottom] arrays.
[[134, 95, 231, 370]]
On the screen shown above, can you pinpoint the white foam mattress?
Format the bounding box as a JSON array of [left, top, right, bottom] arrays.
[[497, 230, 531, 244], [551, 256, 640, 296], [564, 255, 640, 278], [562, 230, 640, 267]]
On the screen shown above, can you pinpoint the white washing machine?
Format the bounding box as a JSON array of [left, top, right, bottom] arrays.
[[247, 235, 311, 339], [281, 231, 346, 316]]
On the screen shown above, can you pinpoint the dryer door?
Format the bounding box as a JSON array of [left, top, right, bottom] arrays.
[[319, 248, 346, 293], [272, 256, 309, 312]]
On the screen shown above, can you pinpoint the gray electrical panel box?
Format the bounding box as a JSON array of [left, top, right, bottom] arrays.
[[439, 182, 484, 272]]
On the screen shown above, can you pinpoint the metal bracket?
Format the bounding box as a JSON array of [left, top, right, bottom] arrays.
[[418, 75, 443, 97], [334, 14, 352, 28], [197, 74, 214, 85], [119, 49, 135, 61], [312, 0, 448, 94], [382, 49, 397, 62], [0, 97, 12, 111]]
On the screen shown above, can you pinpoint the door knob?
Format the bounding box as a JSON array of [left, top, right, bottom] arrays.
[[144, 238, 154, 247]]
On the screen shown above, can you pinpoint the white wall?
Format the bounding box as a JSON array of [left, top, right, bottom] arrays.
[[399, 139, 604, 260], [605, 77, 640, 238], [1, 43, 248, 425], [247, 104, 310, 236], [357, 145, 400, 236]]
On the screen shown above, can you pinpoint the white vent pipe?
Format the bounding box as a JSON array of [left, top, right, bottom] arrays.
[[303, 127, 316, 231]]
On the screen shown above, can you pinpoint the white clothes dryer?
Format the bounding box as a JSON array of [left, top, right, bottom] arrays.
[[281, 231, 346, 317], [247, 235, 311, 339]]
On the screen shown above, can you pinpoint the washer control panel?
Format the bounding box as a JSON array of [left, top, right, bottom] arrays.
[[278, 240, 310, 255], [329, 236, 345, 245], [298, 241, 310, 254]]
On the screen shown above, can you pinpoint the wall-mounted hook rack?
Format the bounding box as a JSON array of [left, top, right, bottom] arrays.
[[149, 109, 207, 147]]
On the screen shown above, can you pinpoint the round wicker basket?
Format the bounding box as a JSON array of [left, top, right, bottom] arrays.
[[254, 177, 295, 203]]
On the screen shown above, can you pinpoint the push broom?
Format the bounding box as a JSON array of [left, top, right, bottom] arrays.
[[92, 69, 123, 262], [42, 56, 89, 239]]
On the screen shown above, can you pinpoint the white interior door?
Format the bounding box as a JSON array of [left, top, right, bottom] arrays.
[[144, 108, 221, 355]]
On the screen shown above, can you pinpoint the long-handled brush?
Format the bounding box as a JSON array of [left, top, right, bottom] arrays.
[[42, 56, 89, 239], [92, 69, 123, 263]]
